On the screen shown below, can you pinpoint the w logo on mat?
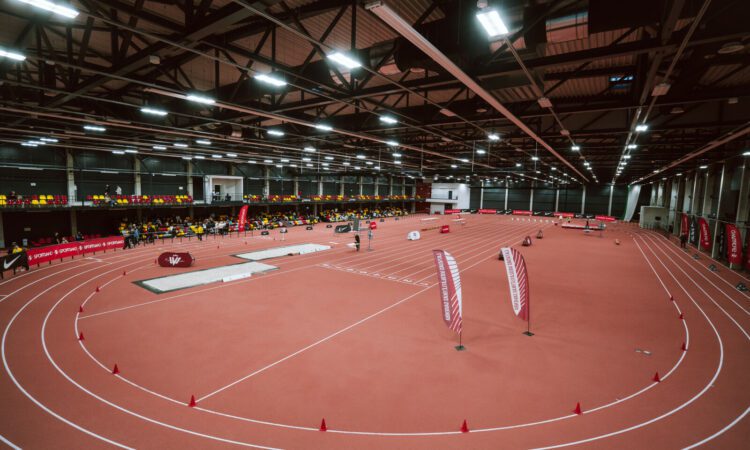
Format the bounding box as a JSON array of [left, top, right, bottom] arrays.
[[157, 252, 195, 268]]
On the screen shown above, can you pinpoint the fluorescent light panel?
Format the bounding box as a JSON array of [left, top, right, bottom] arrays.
[[327, 52, 361, 69], [16, 0, 78, 18], [83, 125, 106, 132], [140, 107, 168, 116], [254, 73, 287, 87], [379, 116, 398, 124], [476, 9, 509, 38], [186, 94, 215, 104], [0, 49, 26, 61]]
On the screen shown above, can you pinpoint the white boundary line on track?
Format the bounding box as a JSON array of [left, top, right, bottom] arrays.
[[638, 234, 750, 341], [79, 217, 497, 320], [642, 231, 750, 314], [7, 219, 727, 448], [682, 406, 750, 449], [40, 266, 282, 449], [2, 260, 139, 449], [72, 221, 697, 441], [0, 434, 21, 450], [528, 235, 727, 450], [1, 236, 274, 449]]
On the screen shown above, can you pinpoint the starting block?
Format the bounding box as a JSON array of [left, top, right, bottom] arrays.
[[522, 236, 532, 246]]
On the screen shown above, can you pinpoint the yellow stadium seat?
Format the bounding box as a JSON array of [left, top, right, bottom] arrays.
[[31, 199, 39, 205]]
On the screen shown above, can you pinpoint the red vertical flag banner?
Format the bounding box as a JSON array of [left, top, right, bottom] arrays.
[[698, 218, 711, 251], [681, 213, 689, 235], [500, 247, 532, 335], [726, 224, 742, 265], [238, 205, 249, 231], [432, 250, 463, 336]]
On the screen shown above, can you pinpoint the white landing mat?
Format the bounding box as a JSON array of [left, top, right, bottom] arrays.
[[138, 262, 277, 293], [235, 243, 331, 261]]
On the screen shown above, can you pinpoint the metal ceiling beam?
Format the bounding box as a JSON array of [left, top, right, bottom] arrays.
[[365, 0, 588, 182]]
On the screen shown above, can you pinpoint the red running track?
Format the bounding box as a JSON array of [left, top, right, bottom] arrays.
[[0, 214, 747, 449]]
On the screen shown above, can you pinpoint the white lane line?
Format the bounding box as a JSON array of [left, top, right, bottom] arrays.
[[643, 232, 750, 314], [0, 434, 21, 450], [2, 262, 141, 449], [40, 266, 281, 449], [681, 406, 750, 449], [529, 237, 726, 450], [639, 235, 750, 341]]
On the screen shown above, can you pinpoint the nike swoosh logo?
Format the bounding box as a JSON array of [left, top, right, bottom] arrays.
[[3, 255, 21, 270]]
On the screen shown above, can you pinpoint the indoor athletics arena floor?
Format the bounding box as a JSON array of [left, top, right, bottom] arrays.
[[0, 214, 748, 449]]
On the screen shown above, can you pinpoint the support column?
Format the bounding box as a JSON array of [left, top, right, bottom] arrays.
[[607, 184, 614, 216], [134, 158, 142, 196], [529, 187, 534, 211], [690, 171, 700, 213], [555, 189, 560, 212], [479, 180, 484, 209], [701, 168, 713, 217], [186, 161, 193, 197], [264, 167, 270, 197], [671, 177, 683, 235], [340, 175, 345, 196], [66, 150, 77, 204], [358, 176, 363, 195], [374, 180, 379, 196], [389, 176, 394, 196], [504, 186, 508, 210], [293, 176, 299, 197], [581, 185, 587, 214], [69, 210, 77, 236], [317, 175, 323, 196], [712, 164, 729, 259]]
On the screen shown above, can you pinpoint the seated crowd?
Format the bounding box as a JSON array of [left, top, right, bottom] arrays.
[[5, 207, 408, 253]]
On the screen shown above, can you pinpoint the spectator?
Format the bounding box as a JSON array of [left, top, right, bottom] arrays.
[[104, 184, 111, 196], [9, 242, 23, 255], [75, 231, 84, 241], [53, 232, 62, 244], [61, 237, 69, 244], [115, 185, 122, 195]]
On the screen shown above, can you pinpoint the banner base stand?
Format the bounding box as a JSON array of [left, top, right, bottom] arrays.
[[522, 331, 535, 337], [454, 345, 466, 351]]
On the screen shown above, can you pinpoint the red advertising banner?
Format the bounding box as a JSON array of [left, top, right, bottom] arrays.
[[726, 224, 743, 265], [238, 205, 248, 230], [478, 209, 496, 214], [698, 218, 711, 251], [445, 209, 461, 214], [595, 215, 617, 222], [27, 236, 124, 265], [554, 212, 575, 218], [431, 250, 463, 334], [512, 210, 532, 216], [681, 213, 689, 236]]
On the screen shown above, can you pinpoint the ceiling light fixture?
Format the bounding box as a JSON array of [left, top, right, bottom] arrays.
[[140, 106, 168, 116], [16, 0, 78, 18], [254, 73, 287, 87], [476, 8, 509, 38], [0, 49, 26, 61], [327, 52, 362, 69], [267, 129, 285, 136], [186, 94, 215, 105], [379, 116, 398, 124], [315, 124, 333, 131]]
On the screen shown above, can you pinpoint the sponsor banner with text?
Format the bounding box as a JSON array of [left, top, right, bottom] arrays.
[[726, 224, 742, 265], [512, 210, 532, 216], [26, 236, 124, 265]]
